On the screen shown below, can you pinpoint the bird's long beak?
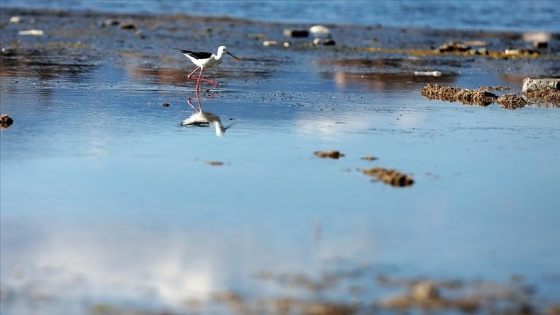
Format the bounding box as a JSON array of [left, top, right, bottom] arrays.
[[227, 52, 239, 60]]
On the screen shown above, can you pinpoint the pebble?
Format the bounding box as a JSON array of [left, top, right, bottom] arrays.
[[1, 114, 14, 128], [309, 25, 331, 37], [9, 16, 22, 23], [283, 29, 309, 38], [414, 71, 442, 77], [99, 19, 120, 27], [18, 29, 44, 36], [533, 41, 548, 49], [313, 38, 336, 46], [119, 22, 137, 30], [504, 48, 539, 56]]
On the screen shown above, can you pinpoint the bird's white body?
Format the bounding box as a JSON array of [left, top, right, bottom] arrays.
[[175, 46, 238, 92], [183, 46, 227, 69]]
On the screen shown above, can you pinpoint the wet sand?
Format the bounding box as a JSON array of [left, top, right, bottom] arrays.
[[1, 8, 560, 315]]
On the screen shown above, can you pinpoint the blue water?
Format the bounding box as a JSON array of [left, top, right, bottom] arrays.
[[3, 0, 560, 32]]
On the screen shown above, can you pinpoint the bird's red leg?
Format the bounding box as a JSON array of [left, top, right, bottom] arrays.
[[188, 66, 201, 81]]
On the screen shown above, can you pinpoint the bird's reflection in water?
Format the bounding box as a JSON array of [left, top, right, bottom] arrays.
[[181, 94, 234, 137]]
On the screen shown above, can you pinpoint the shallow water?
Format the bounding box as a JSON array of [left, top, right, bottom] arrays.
[[2, 0, 560, 32], [1, 8, 560, 315]]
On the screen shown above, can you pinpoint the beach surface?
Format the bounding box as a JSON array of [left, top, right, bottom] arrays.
[[1, 8, 560, 315]]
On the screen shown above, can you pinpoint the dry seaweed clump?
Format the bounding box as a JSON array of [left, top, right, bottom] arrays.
[[363, 167, 414, 187], [497, 94, 527, 109], [524, 88, 560, 104], [421, 84, 497, 106], [381, 281, 479, 313], [314, 150, 345, 159], [1, 114, 14, 128]]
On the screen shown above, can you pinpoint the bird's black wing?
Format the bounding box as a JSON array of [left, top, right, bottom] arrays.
[[173, 48, 212, 59]]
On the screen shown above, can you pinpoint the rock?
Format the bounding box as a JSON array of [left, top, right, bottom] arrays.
[[420, 84, 497, 106], [0, 114, 14, 128], [313, 38, 336, 46], [18, 29, 44, 36], [361, 156, 378, 161], [522, 78, 560, 93], [362, 167, 414, 187], [119, 22, 137, 30], [284, 29, 309, 38], [314, 150, 344, 159], [9, 16, 22, 23], [411, 282, 440, 302], [413, 71, 442, 77], [309, 25, 331, 38], [99, 19, 120, 27], [504, 48, 539, 56], [533, 41, 548, 49], [436, 41, 470, 53], [497, 94, 527, 110]]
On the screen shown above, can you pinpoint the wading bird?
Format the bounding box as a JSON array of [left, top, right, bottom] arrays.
[[174, 46, 239, 92]]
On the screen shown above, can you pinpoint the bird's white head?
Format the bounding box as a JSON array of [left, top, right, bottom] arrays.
[[217, 46, 239, 60]]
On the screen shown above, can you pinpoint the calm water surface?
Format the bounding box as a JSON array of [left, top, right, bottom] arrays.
[[2, 0, 560, 32], [2, 58, 560, 313], [1, 5, 560, 313]]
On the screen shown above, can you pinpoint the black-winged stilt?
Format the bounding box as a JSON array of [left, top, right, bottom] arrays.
[[174, 46, 239, 92]]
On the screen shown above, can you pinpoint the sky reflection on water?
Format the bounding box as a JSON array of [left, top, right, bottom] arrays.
[[2, 34, 560, 313]]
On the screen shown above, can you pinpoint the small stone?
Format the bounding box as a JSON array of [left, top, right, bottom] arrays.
[[284, 29, 309, 38], [436, 41, 470, 53], [18, 29, 44, 36], [119, 22, 136, 30], [504, 48, 539, 56], [314, 150, 344, 159], [9, 16, 22, 23], [533, 41, 548, 49], [99, 19, 120, 27], [0, 114, 14, 128], [309, 25, 331, 37], [313, 38, 336, 46], [411, 282, 440, 301]]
